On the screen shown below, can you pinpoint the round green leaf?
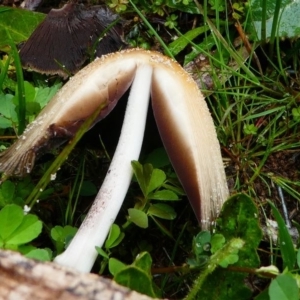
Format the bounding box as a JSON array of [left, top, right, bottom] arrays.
[[25, 249, 52, 261], [108, 257, 127, 276], [269, 274, 298, 300], [105, 224, 121, 249], [147, 203, 176, 220], [128, 209, 148, 228], [7, 214, 42, 245], [0, 204, 24, 241]]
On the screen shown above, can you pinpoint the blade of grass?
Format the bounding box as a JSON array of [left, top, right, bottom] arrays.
[[193, 0, 259, 84], [4, 30, 26, 134], [268, 200, 296, 271], [25, 102, 107, 208], [269, 0, 282, 58]]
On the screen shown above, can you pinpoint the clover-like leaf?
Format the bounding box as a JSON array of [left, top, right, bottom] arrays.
[[0, 204, 42, 249], [128, 208, 148, 228]]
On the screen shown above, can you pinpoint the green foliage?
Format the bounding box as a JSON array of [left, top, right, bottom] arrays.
[[269, 274, 299, 300], [0, 204, 42, 250], [1, 2, 300, 298], [0, 179, 34, 208], [243, 123, 258, 135], [114, 252, 160, 298], [51, 225, 78, 254], [129, 161, 181, 235], [0, 7, 44, 50], [168, 25, 209, 57], [25, 248, 52, 261], [96, 224, 125, 274], [248, 0, 300, 40], [186, 194, 262, 299], [165, 14, 178, 29], [109, 0, 129, 13], [268, 201, 296, 271]]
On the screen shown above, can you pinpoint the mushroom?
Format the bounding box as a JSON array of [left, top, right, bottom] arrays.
[[19, 3, 126, 77], [0, 48, 228, 272]]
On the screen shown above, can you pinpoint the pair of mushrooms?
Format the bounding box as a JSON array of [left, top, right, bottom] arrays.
[[0, 48, 228, 272]]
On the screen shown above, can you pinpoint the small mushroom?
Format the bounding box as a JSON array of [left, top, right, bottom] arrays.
[[19, 3, 126, 77], [0, 49, 228, 272]]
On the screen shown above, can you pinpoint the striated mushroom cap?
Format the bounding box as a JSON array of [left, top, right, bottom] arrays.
[[19, 3, 126, 77]]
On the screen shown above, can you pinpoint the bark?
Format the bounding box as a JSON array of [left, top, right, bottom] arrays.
[[0, 249, 158, 300]]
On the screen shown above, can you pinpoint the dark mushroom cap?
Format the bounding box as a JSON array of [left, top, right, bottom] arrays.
[[20, 3, 126, 77]]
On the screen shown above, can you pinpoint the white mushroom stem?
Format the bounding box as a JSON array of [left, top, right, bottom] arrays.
[[0, 49, 228, 272], [54, 65, 153, 272]]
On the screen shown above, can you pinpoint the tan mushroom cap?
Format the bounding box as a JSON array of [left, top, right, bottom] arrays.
[[0, 48, 228, 226]]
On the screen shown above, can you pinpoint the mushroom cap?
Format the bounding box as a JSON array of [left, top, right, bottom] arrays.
[[19, 3, 126, 77], [0, 48, 228, 227]]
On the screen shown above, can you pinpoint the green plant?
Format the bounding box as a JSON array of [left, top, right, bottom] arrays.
[[96, 224, 125, 274], [126, 161, 182, 236], [0, 204, 44, 258], [1, 1, 300, 297]]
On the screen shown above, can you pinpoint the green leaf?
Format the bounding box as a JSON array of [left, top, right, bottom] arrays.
[[297, 248, 300, 268], [79, 180, 97, 196], [105, 224, 121, 249], [0, 180, 16, 207], [210, 233, 226, 254], [113, 251, 160, 297], [51, 226, 64, 241], [8, 214, 42, 245], [213, 238, 244, 268], [25, 248, 52, 261], [128, 208, 148, 228], [0, 93, 17, 124], [147, 203, 176, 220], [0, 7, 45, 48], [268, 201, 296, 271], [114, 266, 157, 297], [187, 238, 246, 299], [109, 232, 125, 249], [0, 116, 12, 128], [95, 246, 109, 259], [51, 225, 77, 253], [189, 194, 262, 300], [168, 26, 209, 56], [147, 169, 166, 194], [23, 81, 36, 102], [255, 288, 270, 300], [0, 204, 42, 248], [108, 257, 127, 276], [132, 252, 152, 274], [216, 193, 262, 251], [143, 147, 170, 168], [269, 274, 298, 300], [249, 0, 300, 40], [131, 161, 148, 197], [193, 231, 211, 256], [148, 189, 179, 201], [35, 82, 62, 109], [0, 204, 24, 240]]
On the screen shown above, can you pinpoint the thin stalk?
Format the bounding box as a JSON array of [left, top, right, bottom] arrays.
[[193, 0, 259, 84], [25, 102, 107, 208], [269, 0, 282, 58], [54, 65, 153, 272], [261, 0, 267, 42], [5, 31, 26, 134]]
